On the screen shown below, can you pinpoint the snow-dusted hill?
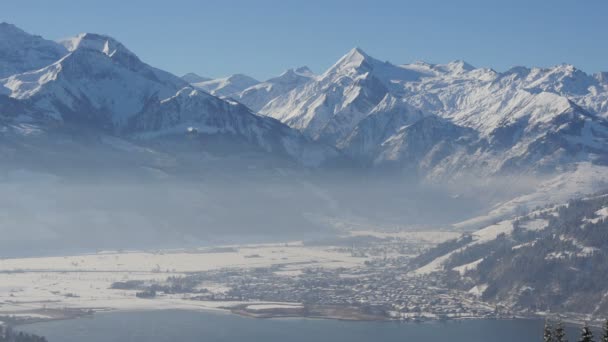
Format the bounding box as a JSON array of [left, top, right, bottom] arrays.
[[409, 189, 608, 316]]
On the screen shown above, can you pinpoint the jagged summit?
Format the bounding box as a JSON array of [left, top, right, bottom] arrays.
[[277, 66, 315, 78], [59, 33, 137, 59], [503, 65, 531, 75], [225, 73, 259, 83], [443, 60, 475, 72], [326, 47, 376, 75], [346, 47, 369, 58], [294, 66, 314, 76], [273, 67, 313, 80]]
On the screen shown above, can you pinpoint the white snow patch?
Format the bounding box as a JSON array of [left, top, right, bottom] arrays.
[[246, 303, 303, 311], [472, 220, 513, 244], [520, 219, 549, 231], [468, 284, 488, 297], [584, 207, 608, 224], [453, 258, 484, 275]]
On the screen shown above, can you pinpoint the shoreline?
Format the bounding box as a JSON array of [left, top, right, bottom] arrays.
[[8, 301, 604, 331]]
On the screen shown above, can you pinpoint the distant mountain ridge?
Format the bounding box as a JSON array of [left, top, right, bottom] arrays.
[[0, 24, 337, 168], [1, 23, 608, 181], [254, 47, 608, 179]]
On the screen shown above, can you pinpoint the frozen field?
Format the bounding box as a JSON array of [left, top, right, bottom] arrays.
[[0, 242, 371, 319]]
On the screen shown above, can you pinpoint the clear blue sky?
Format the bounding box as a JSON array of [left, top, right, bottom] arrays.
[[3, 0, 607, 80]]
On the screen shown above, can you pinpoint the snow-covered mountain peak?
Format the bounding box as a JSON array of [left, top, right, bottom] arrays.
[[552, 63, 577, 72], [235, 67, 317, 112], [270, 67, 316, 83], [60, 33, 136, 59], [1, 28, 190, 125], [329, 48, 438, 85], [523, 63, 599, 96], [325, 47, 376, 76], [226, 73, 259, 84], [437, 60, 476, 74], [503, 66, 531, 78], [342, 47, 370, 61], [278, 66, 315, 79], [294, 66, 314, 76]]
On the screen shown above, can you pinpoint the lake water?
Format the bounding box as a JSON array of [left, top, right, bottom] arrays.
[[21, 310, 588, 342]]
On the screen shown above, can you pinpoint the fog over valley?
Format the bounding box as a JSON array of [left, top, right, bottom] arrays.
[[1, 14, 608, 341]]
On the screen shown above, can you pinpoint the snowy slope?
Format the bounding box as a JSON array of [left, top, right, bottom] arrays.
[[0, 22, 67, 78], [128, 87, 338, 166], [237, 66, 315, 112], [191, 74, 259, 97], [412, 190, 608, 316]]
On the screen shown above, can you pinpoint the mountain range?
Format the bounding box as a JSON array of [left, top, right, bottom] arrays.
[[0, 24, 336, 170], [1, 22, 608, 186], [181, 46, 608, 182]]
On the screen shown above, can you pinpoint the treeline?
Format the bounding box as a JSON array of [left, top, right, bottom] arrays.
[[543, 319, 608, 342]]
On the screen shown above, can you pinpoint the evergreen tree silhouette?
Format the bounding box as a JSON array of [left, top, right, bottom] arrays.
[[580, 323, 594, 342], [555, 320, 568, 342]]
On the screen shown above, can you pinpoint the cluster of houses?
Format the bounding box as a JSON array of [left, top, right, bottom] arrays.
[[161, 260, 499, 321]]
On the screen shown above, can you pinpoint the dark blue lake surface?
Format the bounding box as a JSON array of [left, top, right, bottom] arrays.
[[21, 310, 589, 342]]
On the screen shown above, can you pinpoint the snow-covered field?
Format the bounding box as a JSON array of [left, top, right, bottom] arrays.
[[0, 243, 368, 318]]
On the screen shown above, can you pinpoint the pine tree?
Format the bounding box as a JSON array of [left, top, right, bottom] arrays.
[[580, 323, 594, 342], [602, 319, 608, 342], [555, 320, 568, 342], [545, 321, 555, 342]]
